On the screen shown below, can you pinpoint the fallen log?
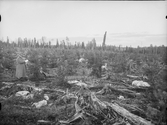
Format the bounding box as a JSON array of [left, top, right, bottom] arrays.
[[105, 102, 153, 125], [37, 120, 53, 125], [96, 84, 137, 98], [91, 92, 153, 125], [13, 105, 31, 109], [114, 101, 147, 118], [128, 86, 153, 92], [42, 88, 65, 94]]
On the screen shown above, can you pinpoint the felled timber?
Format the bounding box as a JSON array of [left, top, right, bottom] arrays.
[[89, 85, 104, 91], [13, 105, 31, 110], [90, 92, 153, 125], [37, 120, 53, 125], [42, 88, 65, 94], [59, 86, 153, 125], [127, 75, 140, 79], [105, 102, 153, 125], [96, 84, 138, 98], [128, 86, 153, 93], [114, 101, 147, 118]]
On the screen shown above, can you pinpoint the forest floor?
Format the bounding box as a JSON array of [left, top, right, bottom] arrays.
[[0, 71, 166, 125]]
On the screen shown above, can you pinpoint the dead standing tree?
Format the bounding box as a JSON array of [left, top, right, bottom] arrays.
[[102, 31, 107, 50]]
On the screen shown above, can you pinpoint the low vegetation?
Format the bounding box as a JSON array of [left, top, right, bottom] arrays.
[[0, 39, 167, 125]]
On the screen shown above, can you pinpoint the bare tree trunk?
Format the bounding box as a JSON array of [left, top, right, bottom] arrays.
[[102, 31, 107, 50]]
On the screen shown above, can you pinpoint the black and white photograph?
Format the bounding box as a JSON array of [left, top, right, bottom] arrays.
[[0, 0, 166, 125]]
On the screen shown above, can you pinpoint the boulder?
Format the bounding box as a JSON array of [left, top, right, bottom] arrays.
[[15, 91, 30, 97], [132, 80, 150, 87], [32, 100, 47, 108]]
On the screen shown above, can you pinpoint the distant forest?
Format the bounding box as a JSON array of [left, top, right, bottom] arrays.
[[1, 36, 167, 56]]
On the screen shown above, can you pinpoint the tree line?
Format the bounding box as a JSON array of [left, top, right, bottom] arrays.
[[0, 36, 167, 56]]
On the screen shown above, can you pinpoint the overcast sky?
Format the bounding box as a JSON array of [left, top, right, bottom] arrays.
[[0, 1, 166, 47]]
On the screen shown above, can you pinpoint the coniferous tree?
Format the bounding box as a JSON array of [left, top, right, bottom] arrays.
[[24, 38, 27, 47], [56, 39, 59, 48], [34, 38, 36, 48], [6, 36, 10, 47], [66, 37, 69, 43], [92, 38, 96, 50], [36, 41, 39, 48], [82, 42, 85, 49], [18, 37, 22, 48], [49, 41, 51, 48]]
